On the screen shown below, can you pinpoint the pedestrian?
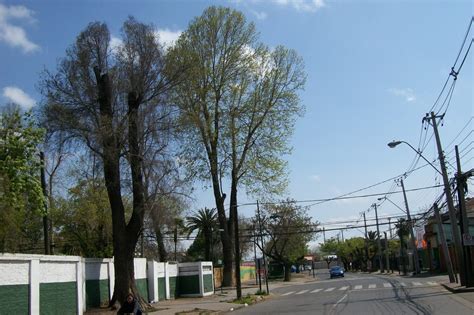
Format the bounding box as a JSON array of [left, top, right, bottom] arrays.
[[117, 293, 142, 315]]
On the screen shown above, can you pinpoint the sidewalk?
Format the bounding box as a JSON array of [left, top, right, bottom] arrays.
[[148, 273, 319, 315]]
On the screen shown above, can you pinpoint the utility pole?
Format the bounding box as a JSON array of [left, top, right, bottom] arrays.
[[257, 201, 269, 294], [323, 227, 326, 243], [363, 212, 369, 271], [400, 178, 420, 274], [384, 232, 390, 273], [434, 203, 456, 283], [388, 218, 392, 239], [253, 230, 259, 286], [140, 230, 145, 258], [234, 204, 242, 299], [426, 112, 465, 285], [174, 224, 178, 261], [40, 151, 51, 255], [373, 203, 383, 272], [455, 146, 474, 287], [341, 229, 344, 242]]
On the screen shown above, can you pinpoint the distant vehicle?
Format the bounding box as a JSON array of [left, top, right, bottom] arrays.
[[329, 266, 344, 278]]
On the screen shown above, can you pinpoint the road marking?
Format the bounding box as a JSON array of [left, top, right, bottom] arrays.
[[427, 281, 437, 286], [296, 289, 308, 295], [368, 284, 376, 289], [311, 288, 322, 293], [339, 286, 349, 290], [281, 291, 295, 296], [399, 282, 407, 287], [412, 282, 422, 286], [333, 293, 348, 309], [325, 287, 335, 292], [383, 282, 392, 288], [354, 285, 363, 290]]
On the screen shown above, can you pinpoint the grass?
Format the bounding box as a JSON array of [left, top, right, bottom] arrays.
[[255, 289, 268, 296], [232, 291, 270, 305]]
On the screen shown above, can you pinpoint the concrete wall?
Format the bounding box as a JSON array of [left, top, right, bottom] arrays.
[[0, 254, 213, 314], [0, 254, 84, 315], [134, 258, 148, 302], [84, 258, 113, 309]]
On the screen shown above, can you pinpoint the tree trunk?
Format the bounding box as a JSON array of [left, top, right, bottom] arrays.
[[230, 175, 241, 296], [95, 69, 143, 307], [210, 167, 233, 286], [124, 92, 147, 305], [284, 263, 292, 282]]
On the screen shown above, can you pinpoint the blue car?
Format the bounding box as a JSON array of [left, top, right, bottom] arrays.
[[329, 266, 344, 278]]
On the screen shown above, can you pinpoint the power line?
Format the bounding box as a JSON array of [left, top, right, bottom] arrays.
[[238, 184, 442, 208], [453, 17, 473, 68]]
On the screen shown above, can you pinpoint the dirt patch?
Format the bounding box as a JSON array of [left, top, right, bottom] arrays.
[[176, 308, 220, 315]]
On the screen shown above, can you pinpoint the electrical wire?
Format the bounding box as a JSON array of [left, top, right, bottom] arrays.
[[452, 17, 473, 69]]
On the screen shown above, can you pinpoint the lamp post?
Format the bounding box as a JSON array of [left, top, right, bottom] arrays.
[[387, 141, 443, 176], [388, 139, 462, 281]]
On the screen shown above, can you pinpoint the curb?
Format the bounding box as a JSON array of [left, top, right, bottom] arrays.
[[441, 283, 474, 293]]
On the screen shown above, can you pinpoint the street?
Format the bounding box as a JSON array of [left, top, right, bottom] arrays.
[[234, 271, 474, 315]]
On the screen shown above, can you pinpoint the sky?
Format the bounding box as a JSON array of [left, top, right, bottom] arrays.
[[0, 0, 472, 246]]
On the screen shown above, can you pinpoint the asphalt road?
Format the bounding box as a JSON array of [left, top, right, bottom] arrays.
[[234, 271, 474, 315]]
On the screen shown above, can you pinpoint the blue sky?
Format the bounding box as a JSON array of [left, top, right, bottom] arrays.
[[1, 0, 472, 244]]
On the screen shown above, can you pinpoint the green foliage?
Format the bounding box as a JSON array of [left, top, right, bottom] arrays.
[[165, 6, 306, 196], [53, 178, 113, 257], [185, 208, 218, 262], [262, 199, 316, 271], [185, 231, 206, 261], [320, 234, 400, 271], [0, 108, 45, 213], [0, 107, 45, 252]]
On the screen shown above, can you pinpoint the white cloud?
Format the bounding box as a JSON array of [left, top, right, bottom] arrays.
[[310, 174, 321, 182], [250, 9, 268, 20], [388, 88, 416, 102], [0, 4, 39, 53], [273, 0, 325, 12], [154, 28, 182, 50], [110, 35, 123, 53], [2, 86, 36, 109]]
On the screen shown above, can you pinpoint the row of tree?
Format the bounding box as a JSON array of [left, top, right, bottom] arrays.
[[0, 6, 307, 307], [319, 219, 411, 272]]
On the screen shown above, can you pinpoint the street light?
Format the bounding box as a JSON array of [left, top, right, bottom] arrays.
[[387, 140, 442, 176], [387, 140, 436, 275]]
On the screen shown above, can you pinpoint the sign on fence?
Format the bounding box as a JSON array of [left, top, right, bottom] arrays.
[[463, 233, 474, 246]]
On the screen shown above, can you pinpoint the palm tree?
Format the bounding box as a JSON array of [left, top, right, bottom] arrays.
[[396, 218, 410, 274], [367, 231, 379, 270], [186, 208, 218, 261]]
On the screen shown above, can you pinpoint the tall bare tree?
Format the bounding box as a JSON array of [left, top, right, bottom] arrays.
[[40, 18, 182, 306], [166, 6, 306, 286]]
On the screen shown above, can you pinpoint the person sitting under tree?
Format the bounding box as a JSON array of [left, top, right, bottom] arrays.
[[117, 293, 142, 315]]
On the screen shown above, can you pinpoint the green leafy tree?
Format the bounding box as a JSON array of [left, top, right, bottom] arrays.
[[0, 107, 45, 252], [53, 178, 113, 257], [321, 237, 369, 271], [166, 6, 306, 286], [261, 199, 317, 281]]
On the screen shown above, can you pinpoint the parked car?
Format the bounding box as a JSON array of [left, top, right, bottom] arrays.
[[329, 266, 344, 278]]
